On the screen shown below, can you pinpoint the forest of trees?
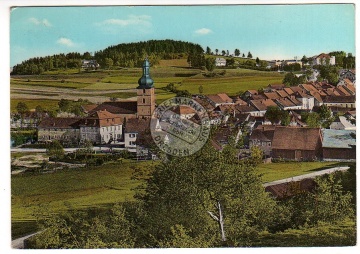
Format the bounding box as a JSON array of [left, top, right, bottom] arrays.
[[11, 40, 205, 75]]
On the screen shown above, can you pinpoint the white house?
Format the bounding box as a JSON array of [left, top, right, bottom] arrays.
[[215, 58, 226, 67], [312, 53, 335, 66], [329, 116, 356, 131], [78, 110, 123, 144]]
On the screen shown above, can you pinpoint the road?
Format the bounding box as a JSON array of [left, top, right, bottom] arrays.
[[263, 166, 350, 187], [11, 232, 41, 249]]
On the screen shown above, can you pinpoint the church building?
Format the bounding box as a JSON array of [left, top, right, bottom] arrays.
[[37, 59, 156, 147]]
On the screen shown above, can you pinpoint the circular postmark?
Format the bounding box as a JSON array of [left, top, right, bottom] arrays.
[[150, 97, 210, 157]]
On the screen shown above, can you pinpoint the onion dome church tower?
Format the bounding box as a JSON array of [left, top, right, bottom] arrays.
[[137, 58, 155, 118]]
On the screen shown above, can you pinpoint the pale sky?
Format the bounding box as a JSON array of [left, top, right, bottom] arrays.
[[9, 4, 355, 67]]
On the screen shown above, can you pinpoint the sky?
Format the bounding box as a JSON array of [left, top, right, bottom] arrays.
[[9, 4, 355, 67]]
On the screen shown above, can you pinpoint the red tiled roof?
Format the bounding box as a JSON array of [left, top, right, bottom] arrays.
[[90, 101, 137, 115], [264, 92, 281, 100], [38, 117, 81, 128], [322, 95, 355, 103], [81, 104, 98, 113], [206, 93, 233, 104], [283, 87, 294, 95], [79, 110, 123, 127], [250, 99, 277, 111], [272, 126, 321, 151], [335, 86, 351, 96], [276, 90, 289, 98], [125, 118, 151, 133], [171, 105, 196, 115]]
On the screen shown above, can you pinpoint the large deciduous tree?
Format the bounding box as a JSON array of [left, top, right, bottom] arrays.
[[137, 143, 278, 246]]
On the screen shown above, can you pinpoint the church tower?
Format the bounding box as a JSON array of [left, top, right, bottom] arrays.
[[137, 59, 155, 118]]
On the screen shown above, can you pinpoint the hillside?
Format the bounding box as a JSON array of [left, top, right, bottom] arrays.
[[11, 39, 204, 75]]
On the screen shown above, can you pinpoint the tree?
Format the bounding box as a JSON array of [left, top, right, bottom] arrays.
[[226, 58, 235, 67], [206, 46, 212, 55], [247, 52, 252, 58], [215, 49, 219, 55], [234, 49, 240, 57], [58, 99, 71, 112], [301, 55, 308, 65], [205, 57, 215, 72], [305, 112, 320, 128], [281, 111, 290, 126], [30, 204, 135, 248], [283, 72, 299, 87], [317, 105, 334, 128], [221, 50, 226, 56], [47, 140, 64, 159], [265, 106, 283, 124], [16, 102, 29, 116], [16, 102, 29, 128], [242, 53, 245, 58], [105, 58, 113, 69], [137, 143, 278, 246], [256, 57, 260, 65], [198, 85, 204, 94]]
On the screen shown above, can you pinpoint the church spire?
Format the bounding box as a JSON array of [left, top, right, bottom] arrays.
[[137, 58, 154, 89]]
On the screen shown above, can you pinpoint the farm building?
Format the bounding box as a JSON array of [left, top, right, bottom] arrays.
[[322, 129, 356, 161], [271, 127, 322, 161]]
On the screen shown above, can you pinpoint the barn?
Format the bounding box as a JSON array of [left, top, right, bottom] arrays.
[[272, 127, 322, 161]]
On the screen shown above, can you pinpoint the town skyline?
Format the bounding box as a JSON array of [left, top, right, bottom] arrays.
[[9, 4, 355, 67]]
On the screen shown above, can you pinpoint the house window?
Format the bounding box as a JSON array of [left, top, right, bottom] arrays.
[[129, 133, 136, 138], [268, 142, 271, 147], [143, 89, 146, 94], [143, 98, 146, 104], [129, 141, 136, 146]]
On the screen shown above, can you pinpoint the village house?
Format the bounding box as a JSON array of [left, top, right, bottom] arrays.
[[322, 129, 356, 161], [123, 118, 151, 152], [322, 95, 356, 109], [339, 69, 356, 82], [249, 125, 275, 157], [274, 97, 302, 110], [249, 99, 278, 116], [264, 84, 285, 92], [215, 57, 226, 67], [206, 93, 234, 107], [271, 127, 323, 161], [37, 117, 81, 144], [329, 116, 356, 131], [294, 92, 314, 110], [312, 53, 335, 66], [81, 59, 99, 70], [77, 110, 123, 144]]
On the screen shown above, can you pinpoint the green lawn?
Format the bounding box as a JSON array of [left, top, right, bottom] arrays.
[[11, 79, 90, 89], [257, 161, 342, 183], [11, 99, 59, 112], [11, 160, 155, 221], [11, 159, 156, 239], [179, 77, 282, 95]]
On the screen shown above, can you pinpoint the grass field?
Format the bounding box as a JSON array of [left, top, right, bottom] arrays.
[[11, 99, 59, 112], [180, 77, 283, 95], [257, 161, 342, 183]]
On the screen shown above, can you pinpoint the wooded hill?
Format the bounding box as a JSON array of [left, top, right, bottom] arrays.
[[11, 39, 204, 75]]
